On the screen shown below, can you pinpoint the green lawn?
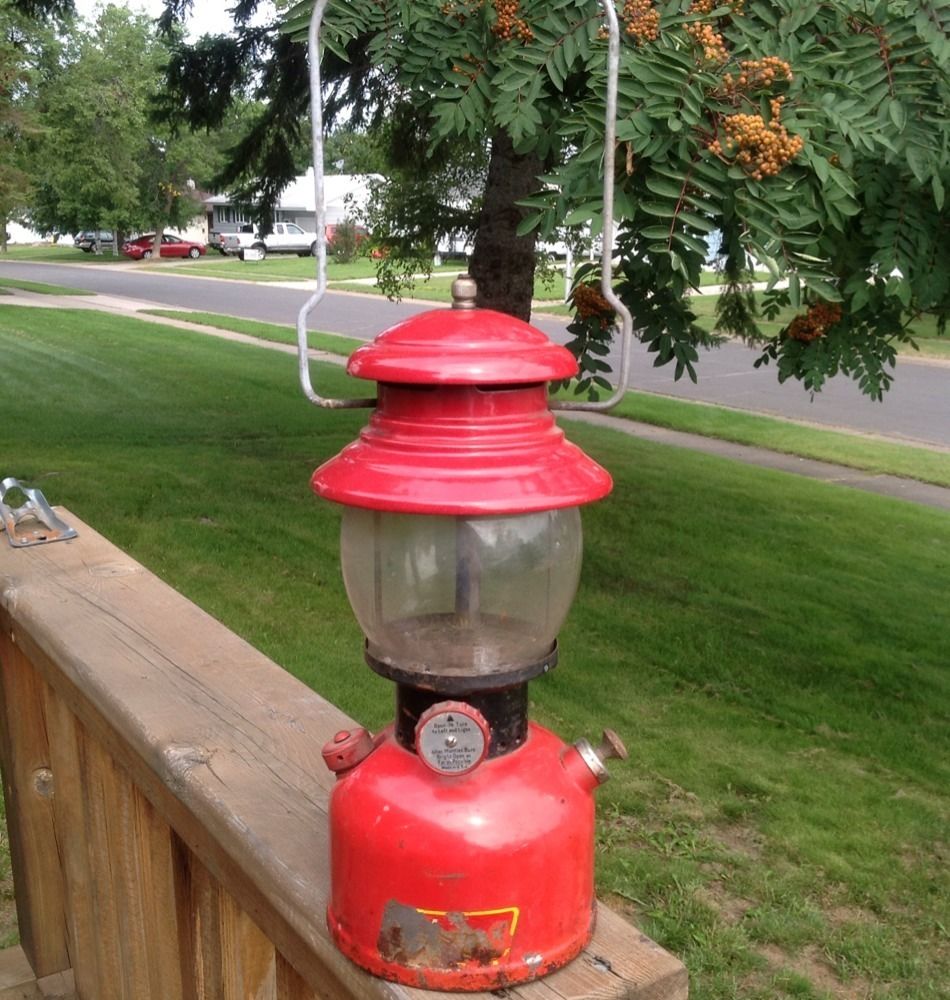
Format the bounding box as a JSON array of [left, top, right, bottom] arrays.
[[165, 254, 463, 284], [605, 391, 950, 489], [146, 309, 950, 489], [143, 309, 364, 356], [0, 306, 947, 1000], [335, 270, 566, 303], [0, 243, 129, 264]]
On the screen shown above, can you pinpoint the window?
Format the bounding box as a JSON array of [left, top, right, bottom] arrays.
[[286, 224, 304, 235]]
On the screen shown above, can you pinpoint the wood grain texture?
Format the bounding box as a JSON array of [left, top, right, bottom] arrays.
[[0, 512, 687, 1000], [175, 841, 277, 1000], [41, 696, 101, 1000], [0, 639, 69, 977]]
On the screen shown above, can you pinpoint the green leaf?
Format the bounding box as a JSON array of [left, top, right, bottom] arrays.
[[788, 272, 801, 310], [645, 175, 684, 200], [933, 174, 946, 212], [888, 100, 907, 132]]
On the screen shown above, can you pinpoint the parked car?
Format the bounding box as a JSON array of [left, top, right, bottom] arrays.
[[216, 222, 320, 259], [74, 230, 115, 253], [121, 234, 207, 260]]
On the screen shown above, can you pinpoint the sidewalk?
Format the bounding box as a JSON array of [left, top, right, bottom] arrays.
[[3, 288, 948, 512]]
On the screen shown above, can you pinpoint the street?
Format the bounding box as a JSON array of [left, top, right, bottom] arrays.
[[2, 258, 948, 449]]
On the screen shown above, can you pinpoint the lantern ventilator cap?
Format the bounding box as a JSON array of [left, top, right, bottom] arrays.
[[311, 288, 613, 514]]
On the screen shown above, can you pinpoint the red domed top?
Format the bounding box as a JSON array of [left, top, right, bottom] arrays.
[[312, 295, 612, 515], [346, 307, 579, 385]]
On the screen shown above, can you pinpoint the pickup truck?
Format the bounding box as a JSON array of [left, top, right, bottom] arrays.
[[213, 222, 320, 260]]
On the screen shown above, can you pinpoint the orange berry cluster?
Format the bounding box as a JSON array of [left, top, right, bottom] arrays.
[[572, 282, 615, 330], [686, 19, 728, 62], [787, 302, 842, 343], [623, 0, 659, 44], [491, 0, 533, 42], [708, 97, 804, 180], [724, 56, 793, 92]]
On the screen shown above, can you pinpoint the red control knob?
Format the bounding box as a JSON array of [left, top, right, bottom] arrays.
[[322, 727, 375, 774]]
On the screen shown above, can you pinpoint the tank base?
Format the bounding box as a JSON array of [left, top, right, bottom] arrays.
[[328, 901, 595, 991], [326, 723, 600, 991]]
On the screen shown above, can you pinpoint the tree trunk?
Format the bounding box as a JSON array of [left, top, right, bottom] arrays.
[[469, 132, 541, 321], [151, 228, 162, 261]]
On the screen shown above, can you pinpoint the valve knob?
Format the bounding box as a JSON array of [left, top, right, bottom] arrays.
[[414, 701, 490, 776]]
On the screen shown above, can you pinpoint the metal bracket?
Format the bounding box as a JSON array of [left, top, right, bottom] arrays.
[[0, 478, 78, 548]]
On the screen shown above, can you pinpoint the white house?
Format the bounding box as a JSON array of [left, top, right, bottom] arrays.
[[203, 170, 381, 237]]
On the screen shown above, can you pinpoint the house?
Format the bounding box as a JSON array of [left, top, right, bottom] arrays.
[[203, 170, 381, 238]]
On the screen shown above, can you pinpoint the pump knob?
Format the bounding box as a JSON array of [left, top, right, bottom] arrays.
[[595, 728, 628, 764]]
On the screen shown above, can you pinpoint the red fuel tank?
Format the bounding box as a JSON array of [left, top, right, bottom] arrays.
[[326, 722, 601, 991]]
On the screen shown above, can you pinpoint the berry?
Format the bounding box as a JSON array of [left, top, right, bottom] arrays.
[[491, 0, 533, 43], [572, 282, 615, 330], [623, 0, 659, 45], [787, 302, 842, 342], [708, 99, 804, 178]]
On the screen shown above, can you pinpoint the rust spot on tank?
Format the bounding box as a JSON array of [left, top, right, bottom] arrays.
[[378, 900, 509, 969]]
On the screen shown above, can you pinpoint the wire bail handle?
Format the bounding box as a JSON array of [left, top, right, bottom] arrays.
[[297, 0, 633, 411]]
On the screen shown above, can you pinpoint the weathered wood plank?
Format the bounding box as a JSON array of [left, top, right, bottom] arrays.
[[0, 639, 69, 977], [175, 841, 276, 1000], [276, 953, 321, 1000], [0, 512, 687, 1000], [41, 696, 101, 1000]]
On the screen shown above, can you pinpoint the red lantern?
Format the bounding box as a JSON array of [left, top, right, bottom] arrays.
[[313, 278, 626, 991]]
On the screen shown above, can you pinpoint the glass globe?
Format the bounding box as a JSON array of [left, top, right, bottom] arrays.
[[340, 507, 583, 682]]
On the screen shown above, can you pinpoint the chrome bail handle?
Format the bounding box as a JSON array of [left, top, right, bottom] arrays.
[[297, 0, 633, 412]]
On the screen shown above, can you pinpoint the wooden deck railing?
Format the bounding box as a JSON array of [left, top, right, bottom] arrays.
[[0, 510, 687, 1000]]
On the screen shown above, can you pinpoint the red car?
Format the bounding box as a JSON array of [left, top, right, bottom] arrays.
[[122, 233, 207, 260]]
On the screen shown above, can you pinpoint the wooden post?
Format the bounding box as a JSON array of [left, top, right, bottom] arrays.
[[0, 634, 69, 978], [0, 513, 688, 1000]]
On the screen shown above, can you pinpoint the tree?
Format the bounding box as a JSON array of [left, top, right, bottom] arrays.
[[0, 0, 68, 249], [27, 4, 218, 254], [163, 0, 950, 399]]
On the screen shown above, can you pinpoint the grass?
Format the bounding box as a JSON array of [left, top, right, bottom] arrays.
[[0, 276, 95, 296], [142, 309, 365, 356], [163, 254, 463, 284], [0, 243, 129, 264], [0, 305, 947, 999], [606, 391, 950, 488], [146, 308, 950, 489], [335, 270, 566, 303]]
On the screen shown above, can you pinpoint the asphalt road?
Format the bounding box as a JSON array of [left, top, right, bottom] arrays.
[[3, 258, 948, 449]]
